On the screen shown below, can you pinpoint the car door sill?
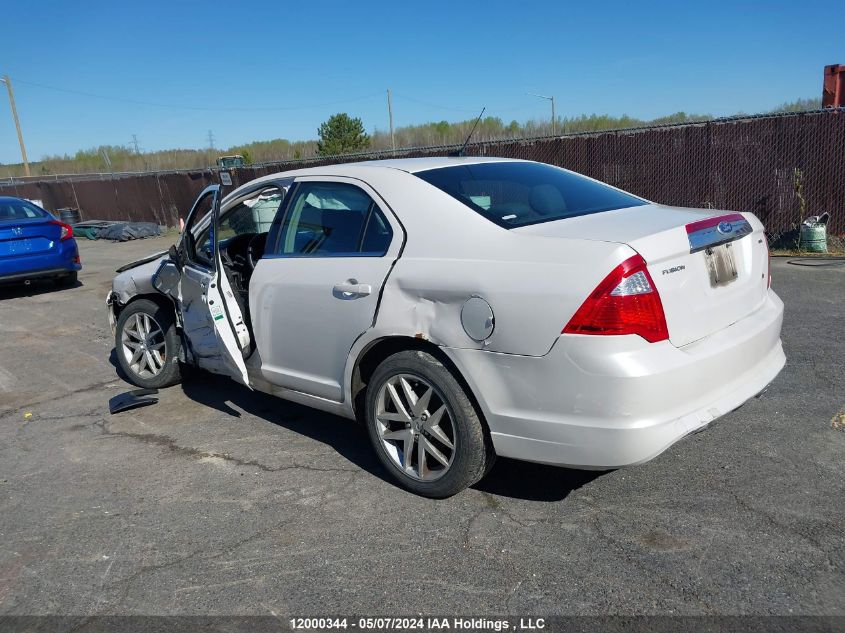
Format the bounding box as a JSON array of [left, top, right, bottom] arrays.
[[249, 373, 354, 420], [258, 366, 342, 402]]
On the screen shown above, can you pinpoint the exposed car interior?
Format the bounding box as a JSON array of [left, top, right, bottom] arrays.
[[0, 199, 50, 220], [190, 182, 393, 345], [415, 161, 647, 228], [274, 182, 392, 257], [205, 188, 281, 270], [189, 186, 286, 339]]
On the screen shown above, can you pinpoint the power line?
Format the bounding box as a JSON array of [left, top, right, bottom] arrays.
[[207, 130, 215, 150], [8, 77, 384, 112], [392, 92, 481, 113], [130, 134, 141, 154], [3, 74, 531, 121], [392, 92, 531, 116]]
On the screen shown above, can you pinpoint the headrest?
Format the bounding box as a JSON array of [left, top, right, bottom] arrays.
[[530, 184, 566, 216]]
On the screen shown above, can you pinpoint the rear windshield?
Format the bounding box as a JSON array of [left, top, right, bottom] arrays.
[[415, 161, 647, 228], [0, 199, 50, 222]]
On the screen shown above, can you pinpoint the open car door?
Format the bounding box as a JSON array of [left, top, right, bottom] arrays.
[[153, 184, 251, 386]]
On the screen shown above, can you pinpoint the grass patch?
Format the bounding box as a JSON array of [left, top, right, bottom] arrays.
[[771, 248, 845, 257]]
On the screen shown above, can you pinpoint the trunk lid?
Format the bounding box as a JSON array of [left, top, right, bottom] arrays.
[[515, 204, 770, 347], [0, 217, 63, 258]]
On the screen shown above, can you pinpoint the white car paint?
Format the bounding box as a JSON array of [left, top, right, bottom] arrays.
[[109, 156, 785, 469], [249, 175, 404, 401]]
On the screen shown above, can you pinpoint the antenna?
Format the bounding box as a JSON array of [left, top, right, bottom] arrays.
[[450, 107, 485, 157]]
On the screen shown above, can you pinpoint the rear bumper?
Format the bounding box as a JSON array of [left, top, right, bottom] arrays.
[[0, 267, 78, 283], [0, 239, 81, 282], [445, 290, 785, 469]]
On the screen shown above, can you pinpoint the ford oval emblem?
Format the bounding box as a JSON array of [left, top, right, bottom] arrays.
[[717, 221, 733, 234]]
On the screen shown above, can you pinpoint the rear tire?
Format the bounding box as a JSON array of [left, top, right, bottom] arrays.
[[115, 298, 182, 389], [365, 350, 492, 498]]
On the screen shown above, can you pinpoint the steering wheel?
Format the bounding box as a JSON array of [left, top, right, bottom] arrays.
[[218, 233, 254, 270], [247, 233, 268, 270]]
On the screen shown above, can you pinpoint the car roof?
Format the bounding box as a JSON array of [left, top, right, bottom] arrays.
[[259, 156, 527, 181], [341, 156, 525, 173], [224, 156, 527, 202]]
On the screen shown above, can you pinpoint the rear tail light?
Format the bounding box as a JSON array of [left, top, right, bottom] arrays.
[[49, 220, 73, 241], [563, 254, 669, 343]]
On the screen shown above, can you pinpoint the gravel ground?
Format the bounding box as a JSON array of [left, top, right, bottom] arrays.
[[0, 238, 842, 618]]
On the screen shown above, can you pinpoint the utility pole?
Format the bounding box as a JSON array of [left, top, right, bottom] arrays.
[[131, 134, 141, 154], [207, 129, 215, 150], [387, 89, 395, 154], [528, 92, 556, 136], [1, 75, 30, 177]]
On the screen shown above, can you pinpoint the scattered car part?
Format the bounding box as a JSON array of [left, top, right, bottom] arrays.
[[108, 388, 159, 414]]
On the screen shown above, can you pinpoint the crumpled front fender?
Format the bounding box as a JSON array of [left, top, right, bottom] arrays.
[[106, 291, 118, 335]]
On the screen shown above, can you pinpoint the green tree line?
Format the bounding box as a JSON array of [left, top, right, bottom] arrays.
[[0, 97, 822, 178]]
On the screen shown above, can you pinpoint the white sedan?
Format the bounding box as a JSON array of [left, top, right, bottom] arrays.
[[107, 157, 785, 497]]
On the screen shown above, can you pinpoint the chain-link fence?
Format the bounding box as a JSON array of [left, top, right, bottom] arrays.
[[2, 109, 843, 239]]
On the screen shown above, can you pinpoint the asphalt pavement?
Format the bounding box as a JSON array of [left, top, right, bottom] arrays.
[[0, 238, 843, 617]]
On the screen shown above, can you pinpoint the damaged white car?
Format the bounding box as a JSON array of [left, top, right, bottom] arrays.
[[107, 157, 785, 497]]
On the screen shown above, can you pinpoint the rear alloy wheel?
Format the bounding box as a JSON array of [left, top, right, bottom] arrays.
[[115, 299, 182, 389], [376, 373, 457, 481], [366, 350, 492, 497]]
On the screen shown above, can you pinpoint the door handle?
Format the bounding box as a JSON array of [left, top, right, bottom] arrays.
[[333, 281, 372, 296]]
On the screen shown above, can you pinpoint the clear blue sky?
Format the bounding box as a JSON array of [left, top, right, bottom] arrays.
[[0, 0, 841, 164]]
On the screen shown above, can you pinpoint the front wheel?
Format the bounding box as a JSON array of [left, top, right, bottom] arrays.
[[115, 298, 182, 389], [365, 350, 493, 498]]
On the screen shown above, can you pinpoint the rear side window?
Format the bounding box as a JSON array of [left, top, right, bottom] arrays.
[[415, 162, 646, 228], [272, 182, 392, 257], [0, 199, 49, 221]]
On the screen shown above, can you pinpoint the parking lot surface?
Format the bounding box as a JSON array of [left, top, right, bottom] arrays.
[[0, 238, 843, 616]]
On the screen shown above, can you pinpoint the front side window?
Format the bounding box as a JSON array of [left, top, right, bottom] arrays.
[[415, 161, 647, 229], [196, 187, 284, 249], [186, 186, 286, 268], [273, 182, 392, 256]]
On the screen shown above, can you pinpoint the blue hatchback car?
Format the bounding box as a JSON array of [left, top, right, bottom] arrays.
[[0, 196, 81, 286]]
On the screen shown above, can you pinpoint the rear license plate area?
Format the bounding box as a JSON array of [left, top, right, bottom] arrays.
[[703, 243, 738, 287]]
